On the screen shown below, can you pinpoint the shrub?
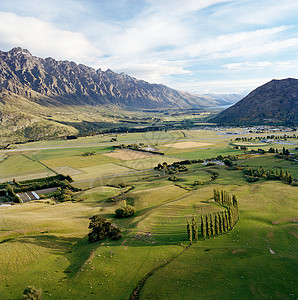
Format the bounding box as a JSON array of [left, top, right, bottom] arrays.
[[168, 175, 178, 181], [82, 151, 95, 156], [52, 187, 73, 202], [88, 216, 122, 242], [193, 180, 203, 186], [22, 286, 42, 300], [245, 176, 259, 182], [223, 158, 233, 167], [115, 205, 136, 218]]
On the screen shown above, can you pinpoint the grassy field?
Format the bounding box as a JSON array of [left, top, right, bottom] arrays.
[[0, 128, 297, 299]]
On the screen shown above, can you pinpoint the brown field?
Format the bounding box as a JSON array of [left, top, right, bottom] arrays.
[[103, 149, 156, 160], [163, 141, 213, 149]]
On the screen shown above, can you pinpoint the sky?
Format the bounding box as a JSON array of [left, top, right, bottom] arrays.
[[0, 0, 298, 94]]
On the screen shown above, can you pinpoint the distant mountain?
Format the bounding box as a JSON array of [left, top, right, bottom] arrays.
[[0, 47, 225, 110], [211, 78, 298, 126], [200, 94, 243, 106]]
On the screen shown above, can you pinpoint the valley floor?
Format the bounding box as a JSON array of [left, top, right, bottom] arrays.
[[0, 128, 297, 299]]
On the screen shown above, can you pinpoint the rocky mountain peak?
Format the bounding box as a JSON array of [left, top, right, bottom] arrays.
[[8, 47, 32, 57]]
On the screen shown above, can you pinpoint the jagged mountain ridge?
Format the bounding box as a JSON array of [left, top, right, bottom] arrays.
[[0, 47, 224, 109], [211, 78, 298, 126]]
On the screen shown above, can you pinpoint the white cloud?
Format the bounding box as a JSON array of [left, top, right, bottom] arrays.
[[0, 0, 298, 94], [176, 26, 292, 59], [221, 0, 298, 26], [223, 61, 273, 70], [223, 59, 298, 72], [0, 11, 102, 64], [176, 78, 274, 94]]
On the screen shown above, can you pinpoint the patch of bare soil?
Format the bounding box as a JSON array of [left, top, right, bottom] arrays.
[[232, 249, 247, 254], [267, 231, 274, 238]]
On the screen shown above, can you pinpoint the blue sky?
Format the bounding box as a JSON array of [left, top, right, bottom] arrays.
[[0, 0, 298, 94]]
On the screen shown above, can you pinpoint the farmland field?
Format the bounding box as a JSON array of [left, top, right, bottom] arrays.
[[0, 128, 297, 299]]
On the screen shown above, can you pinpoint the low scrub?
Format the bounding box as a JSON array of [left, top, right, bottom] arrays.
[[22, 286, 42, 300]]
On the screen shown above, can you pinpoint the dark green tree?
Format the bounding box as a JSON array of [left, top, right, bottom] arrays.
[[22, 286, 42, 300], [201, 215, 206, 239], [192, 217, 199, 242], [210, 214, 214, 236], [88, 216, 122, 242], [215, 213, 220, 235], [187, 220, 193, 243]]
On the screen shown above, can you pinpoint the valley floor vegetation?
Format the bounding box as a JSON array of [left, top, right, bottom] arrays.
[[0, 127, 297, 299]]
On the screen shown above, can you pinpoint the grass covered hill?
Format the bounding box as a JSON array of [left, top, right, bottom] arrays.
[[211, 78, 298, 126]]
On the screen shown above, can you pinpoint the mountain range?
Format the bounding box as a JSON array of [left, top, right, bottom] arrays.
[[0, 47, 242, 141], [0, 47, 239, 110], [211, 78, 298, 126]]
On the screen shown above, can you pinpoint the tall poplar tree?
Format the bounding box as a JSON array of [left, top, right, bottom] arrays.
[[192, 217, 199, 242], [201, 215, 206, 239], [187, 220, 192, 243]]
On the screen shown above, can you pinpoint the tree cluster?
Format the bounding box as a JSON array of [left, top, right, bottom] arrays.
[[114, 144, 164, 155], [234, 134, 297, 142], [187, 217, 199, 243], [11, 174, 74, 193], [52, 186, 74, 202], [243, 167, 294, 185], [186, 190, 239, 242], [82, 151, 96, 156], [213, 189, 240, 228], [155, 162, 188, 174], [6, 183, 20, 203], [88, 216, 122, 242], [22, 286, 42, 299]]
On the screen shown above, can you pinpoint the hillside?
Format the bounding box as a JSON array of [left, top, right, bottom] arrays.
[[211, 78, 298, 126]]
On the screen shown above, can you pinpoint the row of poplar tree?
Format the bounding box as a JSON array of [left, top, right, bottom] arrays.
[[187, 189, 240, 242]]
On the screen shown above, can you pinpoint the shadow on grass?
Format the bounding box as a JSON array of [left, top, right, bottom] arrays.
[[16, 234, 78, 254], [14, 233, 99, 278]]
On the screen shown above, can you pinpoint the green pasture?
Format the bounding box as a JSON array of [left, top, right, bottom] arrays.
[[117, 156, 179, 171], [72, 170, 157, 190], [1, 177, 296, 299], [170, 147, 244, 160], [0, 154, 49, 178], [175, 169, 214, 186], [128, 185, 187, 210], [141, 182, 298, 299], [30, 146, 113, 161], [74, 186, 123, 203], [41, 153, 120, 169], [238, 154, 298, 178], [72, 163, 134, 181], [0, 129, 297, 299]]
